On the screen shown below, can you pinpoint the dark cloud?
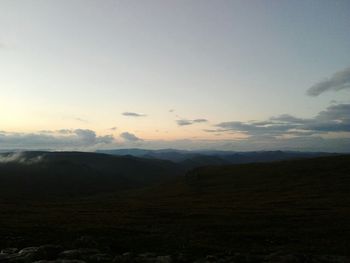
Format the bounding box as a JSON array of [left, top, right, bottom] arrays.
[[305, 104, 350, 132], [193, 119, 208, 123], [120, 132, 142, 141], [177, 119, 193, 126], [57, 129, 74, 134], [269, 114, 307, 124], [203, 129, 229, 133], [217, 121, 295, 136], [176, 118, 208, 126], [0, 129, 114, 150], [213, 103, 350, 137], [109, 127, 117, 131], [316, 103, 350, 121], [122, 112, 146, 117], [38, 130, 55, 134], [307, 67, 350, 96], [75, 129, 97, 143], [39, 129, 75, 135]]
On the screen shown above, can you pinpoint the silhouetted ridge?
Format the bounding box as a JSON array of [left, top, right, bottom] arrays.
[[0, 151, 182, 198], [97, 148, 338, 167]]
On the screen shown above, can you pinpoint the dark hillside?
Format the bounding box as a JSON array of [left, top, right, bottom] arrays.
[[139, 155, 350, 254], [0, 155, 349, 257], [0, 151, 182, 198]]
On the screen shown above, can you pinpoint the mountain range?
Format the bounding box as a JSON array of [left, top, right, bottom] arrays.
[[96, 149, 338, 169]]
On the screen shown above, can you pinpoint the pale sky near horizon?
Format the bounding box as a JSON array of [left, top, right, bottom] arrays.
[[0, 0, 350, 151]]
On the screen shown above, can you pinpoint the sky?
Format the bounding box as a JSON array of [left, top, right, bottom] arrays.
[[0, 0, 350, 152]]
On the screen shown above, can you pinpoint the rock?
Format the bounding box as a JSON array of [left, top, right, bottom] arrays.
[[192, 259, 206, 263], [136, 253, 157, 263], [73, 236, 98, 249], [1, 248, 19, 254], [138, 253, 156, 258], [113, 252, 134, 263], [10, 245, 64, 262], [18, 247, 41, 255], [33, 260, 87, 263], [155, 255, 172, 263], [265, 253, 309, 263], [38, 245, 64, 260], [244, 254, 264, 263], [2, 252, 35, 263], [175, 253, 190, 263], [16, 246, 43, 262], [87, 253, 113, 263], [59, 250, 81, 259], [205, 255, 216, 262], [315, 255, 350, 263], [59, 249, 100, 260]]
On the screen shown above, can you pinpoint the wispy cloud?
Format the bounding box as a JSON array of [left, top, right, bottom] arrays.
[[307, 67, 350, 96], [203, 128, 231, 133], [122, 112, 147, 117], [120, 132, 142, 141], [62, 116, 89, 123], [177, 119, 193, 126], [74, 117, 89, 123], [0, 152, 44, 165], [193, 119, 208, 123], [176, 118, 208, 126]]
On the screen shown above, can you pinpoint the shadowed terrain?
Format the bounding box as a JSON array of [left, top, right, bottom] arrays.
[[0, 154, 350, 260], [0, 151, 182, 198]]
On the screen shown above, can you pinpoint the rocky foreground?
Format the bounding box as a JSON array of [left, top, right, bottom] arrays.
[[1, 244, 349, 263]]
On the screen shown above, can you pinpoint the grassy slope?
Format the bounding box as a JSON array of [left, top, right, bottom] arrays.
[[0, 155, 349, 255]]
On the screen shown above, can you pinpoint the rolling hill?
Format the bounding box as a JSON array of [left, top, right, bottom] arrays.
[[0, 151, 182, 198]]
